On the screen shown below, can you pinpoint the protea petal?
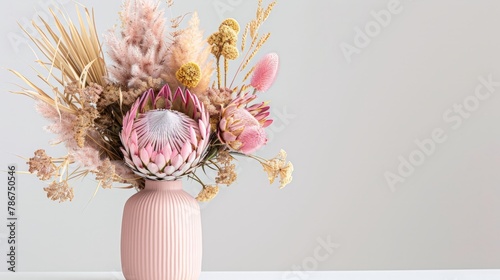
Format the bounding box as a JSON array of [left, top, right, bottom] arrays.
[[129, 144, 137, 157], [147, 163, 159, 174], [161, 144, 172, 163], [171, 154, 183, 170], [121, 84, 210, 180], [187, 152, 196, 165], [139, 148, 150, 165], [180, 141, 192, 159], [218, 95, 269, 154], [132, 156, 143, 169], [155, 154, 166, 170], [164, 166, 175, 175]]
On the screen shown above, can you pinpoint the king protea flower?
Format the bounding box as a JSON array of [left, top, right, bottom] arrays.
[[120, 85, 210, 180], [218, 94, 272, 154]]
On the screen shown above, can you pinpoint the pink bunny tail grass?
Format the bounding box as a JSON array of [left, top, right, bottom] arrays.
[[250, 53, 279, 92]]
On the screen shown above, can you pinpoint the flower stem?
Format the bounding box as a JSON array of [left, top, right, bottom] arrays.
[[224, 57, 228, 88], [229, 40, 256, 89], [189, 172, 206, 188], [216, 57, 221, 89], [229, 151, 266, 163]]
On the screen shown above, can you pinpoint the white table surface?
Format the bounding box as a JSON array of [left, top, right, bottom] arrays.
[[0, 270, 499, 280]]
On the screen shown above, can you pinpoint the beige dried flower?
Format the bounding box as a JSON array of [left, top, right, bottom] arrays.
[[121, 77, 164, 106], [44, 181, 74, 203], [81, 83, 102, 106], [95, 159, 116, 189], [216, 149, 234, 166], [27, 149, 57, 181], [97, 77, 163, 110], [209, 117, 219, 132], [96, 84, 121, 110], [278, 162, 293, 189], [63, 84, 102, 148], [216, 164, 237, 185], [211, 88, 232, 113], [197, 87, 233, 117], [261, 149, 293, 188], [196, 185, 219, 202], [176, 62, 202, 88], [73, 108, 99, 148], [262, 157, 281, 184], [214, 149, 237, 186]]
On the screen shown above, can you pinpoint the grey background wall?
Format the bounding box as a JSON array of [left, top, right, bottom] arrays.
[[1, 0, 499, 272]]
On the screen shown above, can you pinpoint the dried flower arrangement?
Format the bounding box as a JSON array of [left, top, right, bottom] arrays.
[[11, 0, 293, 203]]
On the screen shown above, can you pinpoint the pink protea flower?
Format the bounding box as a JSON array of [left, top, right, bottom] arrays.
[[218, 94, 272, 154], [120, 85, 210, 180], [250, 53, 279, 92]]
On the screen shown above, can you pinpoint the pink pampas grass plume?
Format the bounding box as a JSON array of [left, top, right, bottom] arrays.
[[35, 102, 103, 169], [250, 53, 279, 92], [105, 0, 169, 88], [162, 12, 213, 94]]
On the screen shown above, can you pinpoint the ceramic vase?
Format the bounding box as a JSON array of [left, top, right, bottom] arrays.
[[121, 180, 202, 280]]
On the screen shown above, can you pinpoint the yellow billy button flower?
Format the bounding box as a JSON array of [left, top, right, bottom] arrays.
[[176, 62, 202, 88], [222, 44, 239, 60], [218, 25, 238, 46], [221, 18, 240, 33]]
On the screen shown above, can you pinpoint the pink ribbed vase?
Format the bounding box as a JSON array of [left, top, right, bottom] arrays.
[[121, 180, 202, 280]]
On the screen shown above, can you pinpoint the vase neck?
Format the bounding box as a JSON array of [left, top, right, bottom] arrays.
[[144, 180, 182, 191]]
